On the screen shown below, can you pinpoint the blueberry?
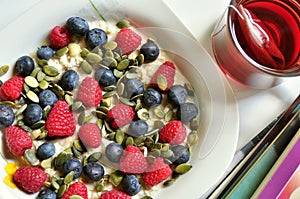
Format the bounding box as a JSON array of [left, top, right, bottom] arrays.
[[83, 162, 105, 181], [66, 17, 89, 35], [167, 85, 188, 106], [60, 70, 79, 91], [0, 105, 15, 127], [37, 142, 56, 160], [39, 89, 58, 108], [127, 120, 149, 137], [37, 188, 57, 199], [23, 104, 42, 126], [37, 46, 55, 60], [170, 145, 190, 165], [124, 79, 144, 99], [86, 28, 108, 49], [63, 158, 83, 179], [94, 68, 116, 86], [142, 88, 162, 107], [177, 103, 199, 123], [140, 39, 160, 62], [105, 142, 123, 163], [15, 55, 35, 76], [122, 174, 141, 196]]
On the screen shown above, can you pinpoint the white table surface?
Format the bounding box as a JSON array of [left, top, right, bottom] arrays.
[[0, 0, 299, 193]]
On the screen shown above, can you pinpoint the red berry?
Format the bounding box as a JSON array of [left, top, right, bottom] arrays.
[[115, 28, 142, 55], [159, 120, 186, 145], [13, 167, 47, 194], [77, 77, 102, 107], [106, 103, 135, 129], [45, 100, 76, 137], [143, 157, 172, 187], [49, 26, 71, 50], [5, 125, 32, 156], [0, 75, 24, 101], [119, 145, 148, 174], [150, 61, 176, 91], [78, 123, 101, 148], [100, 190, 132, 199], [61, 182, 88, 199]]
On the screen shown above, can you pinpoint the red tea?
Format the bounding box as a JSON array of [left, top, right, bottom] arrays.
[[212, 0, 300, 88]]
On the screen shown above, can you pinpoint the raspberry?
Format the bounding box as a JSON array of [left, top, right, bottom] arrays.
[[77, 77, 102, 107], [106, 103, 135, 129], [115, 28, 142, 55], [143, 157, 172, 187], [159, 120, 186, 145], [45, 100, 76, 137], [0, 75, 24, 101], [78, 123, 102, 148], [100, 190, 132, 199], [13, 167, 47, 194], [61, 182, 88, 199], [5, 125, 33, 156], [49, 26, 71, 50], [119, 145, 148, 174], [150, 61, 176, 92]]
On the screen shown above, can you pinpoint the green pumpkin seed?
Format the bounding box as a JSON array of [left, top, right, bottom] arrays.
[[103, 90, 117, 98], [117, 59, 129, 70], [86, 53, 102, 64], [15, 104, 27, 116], [43, 105, 52, 119], [119, 97, 136, 106], [109, 170, 124, 187], [64, 171, 74, 184], [104, 49, 114, 58], [51, 177, 60, 190], [55, 47, 69, 57], [106, 132, 116, 140], [37, 70, 46, 82], [54, 152, 72, 169], [37, 128, 48, 139], [95, 180, 105, 192], [164, 110, 173, 122], [57, 184, 68, 197], [78, 111, 85, 125], [84, 113, 94, 123], [31, 129, 41, 139], [125, 136, 135, 146], [100, 98, 111, 108], [136, 54, 144, 66], [104, 121, 114, 133], [70, 195, 84, 199], [30, 67, 41, 78], [39, 80, 49, 90], [117, 82, 125, 96], [52, 83, 65, 99], [125, 72, 139, 79], [154, 108, 165, 119], [80, 48, 90, 58], [154, 120, 164, 129], [137, 108, 149, 121], [134, 136, 145, 146], [80, 60, 93, 74], [103, 41, 117, 50], [87, 152, 102, 163], [26, 90, 39, 103], [102, 57, 117, 68], [175, 163, 192, 174], [37, 59, 48, 67], [72, 145, 82, 158], [157, 74, 168, 91], [43, 65, 59, 77], [0, 65, 9, 76], [23, 83, 30, 93], [91, 46, 103, 56], [73, 140, 85, 152], [94, 110, 106, 119], [41, 158, 53, 169], [187, 131, 199, 145], [116, 19, 131, 29], [0, 101, 16, 107], [115, 130, 125, 144], [31, 120, 45, 129], [71, 101, 84, 112], [163, 179, 175, 187], [103, 85, 117, 92], [98, 106, 109, 114], [96, 119, 103, 129], [65, 94, 73, 105], [25, 76, 39, 88], [24, 149, 40, 165], [112, 69, 122, 79]]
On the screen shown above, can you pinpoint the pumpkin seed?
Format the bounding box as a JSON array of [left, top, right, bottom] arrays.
[[125, 136, 135, 146], [57, 184, 68, 197], [15, 104, 27, 116], [91, 46, 103, 56], [43, 105, 52, 119], [30, 67, 41, 78], [187, 131, 199, 145], [87, 152, 102, 163], [31, 120, 45, 129], [103, 90, 117, 98], [86, 53, 102, 64], [0, 65, 9, 76], [135, 100, 143, 111], [161, 149, 173, 159], [51, 177, 60, 190], [54, 152, 72, 169], [106, 132, 116, 140], [154, 120, 164, 129], [52, 83, 65, 99], [25, 76, 39, 88], [109, 170, 123, 187], [134, 136, 145, 146], [137, 108, 149, 121], [39, 80, 49, 90], [115, 130, 125, 144], [163, 179, 175, 187], [37, 70, 46, 82], [98, 106, 109, 114], [96, 119, 103, 129], [113, 69, 123, 78], [103, 85, 117, 92], [72, 145, 82, 158], [117, 59, 130, 70], [55, 47, 69, 57], [104, 49, 114, 58], [23, 83, 30, 93], [157, 74, 167, 91], [70, 195, 84, 199], [117, 82, 125, 96], [100, 98, 111, 108], [136, 54, 144, 65], [104, 121, 114, 134], [80, 48, 90, 58], [26, 90, 39, 103], [24, 149, 40, 165], [125, 72, 139, 79], [43, 65, 59, 77], [84, 113, 94, 123], [102, 57, 117, 67], [164, 110, 173, 122], [175, 163, 192, 174], [95, 180, 105, 192], [94, 110, 106, 119], [73, 140, 86, 152], [0, 101, 16, 107], [37, 59, 48, 67], [78, 111, 85, 125], [119, 97, 136, 106], [41, 158, 53, 169], [103, 41, 117, 50], [80, 60, 93, 74], [37, 128, 48, 139], [64, 171, 74, 184], [190, 119, 199, 131], [71, 101, 84, 112], [154, 108, 165, 119], [116, 19, 131, 29], [65, 94, 73, 105]]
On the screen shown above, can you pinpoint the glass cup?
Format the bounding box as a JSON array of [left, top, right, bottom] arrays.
[[212, 0, 300, 89]]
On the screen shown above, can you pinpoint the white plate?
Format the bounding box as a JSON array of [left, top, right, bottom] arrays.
[[0, 0, 239, 198]]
